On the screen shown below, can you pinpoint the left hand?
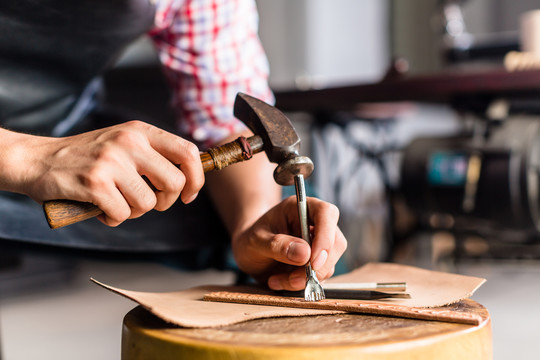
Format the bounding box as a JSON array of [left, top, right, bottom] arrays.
[[232, 195, 347, 291]]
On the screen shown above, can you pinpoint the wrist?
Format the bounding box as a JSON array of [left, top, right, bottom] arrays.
[[229, 203, 268, 243], [0, 129, 29, 193], [0, 128, 53, 196], [206, 146, 282, 240]]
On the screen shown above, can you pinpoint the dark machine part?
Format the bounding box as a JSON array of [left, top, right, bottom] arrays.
[[401, 117, 540, 233]]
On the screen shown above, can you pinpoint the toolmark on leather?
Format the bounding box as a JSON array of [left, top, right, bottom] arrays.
[[203, 292, 484, 326]]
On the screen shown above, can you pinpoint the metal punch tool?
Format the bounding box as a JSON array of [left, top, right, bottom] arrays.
[[295, 174, 325, 302]]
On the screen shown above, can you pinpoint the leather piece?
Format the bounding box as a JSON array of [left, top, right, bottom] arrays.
[[323, 262, 486, 308], [92, 280, 340, 328], [203, 293, 485, 325], [93, 263, 486, 328], [203, 263, 487, 325]]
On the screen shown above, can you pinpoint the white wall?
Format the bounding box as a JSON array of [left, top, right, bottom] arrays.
[[256, 0, 389, 90]]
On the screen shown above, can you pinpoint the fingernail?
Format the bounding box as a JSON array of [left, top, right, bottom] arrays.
[[184, 192, 198, 204], [268, 277, 283, 290], [287, 241, 307, 262], [311, 250, 328, 270]]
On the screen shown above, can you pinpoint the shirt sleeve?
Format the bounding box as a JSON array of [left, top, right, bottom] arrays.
[[149, 0, 274, 148]]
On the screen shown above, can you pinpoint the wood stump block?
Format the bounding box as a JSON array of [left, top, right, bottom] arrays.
[[122, 301, 492, 360]]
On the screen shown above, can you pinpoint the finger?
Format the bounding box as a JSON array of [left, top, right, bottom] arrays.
[[145, 126, 204, 204], [98, 155, 156, 219], [133, 147, 186, 211], [252, 233, 311, 267], [267, 267, 306, 291], [316, 228, 347, 281], [154, 182, 183, 211], [308, 198, 341, 269], [125, 177, 157, 219], [91, 184, 132, 227], [79, 164, 133, 226]]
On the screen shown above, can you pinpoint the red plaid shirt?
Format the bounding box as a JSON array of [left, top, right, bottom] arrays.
[[150, 0, 274, 148]]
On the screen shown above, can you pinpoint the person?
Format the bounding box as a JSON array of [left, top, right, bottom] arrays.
[[0, 0, 347, 291]]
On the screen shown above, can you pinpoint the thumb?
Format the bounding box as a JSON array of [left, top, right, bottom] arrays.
[[263, 234, 311, 266]]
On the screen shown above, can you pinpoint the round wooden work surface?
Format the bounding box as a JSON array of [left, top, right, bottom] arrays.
[[122, 302, 492, 360]]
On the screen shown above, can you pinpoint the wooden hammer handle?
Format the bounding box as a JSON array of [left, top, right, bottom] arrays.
[[43, 135, 264, 229]]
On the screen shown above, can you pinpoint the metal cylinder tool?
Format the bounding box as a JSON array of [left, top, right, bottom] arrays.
[[294, 173, 325, 301], [273, 155, 324, 301]]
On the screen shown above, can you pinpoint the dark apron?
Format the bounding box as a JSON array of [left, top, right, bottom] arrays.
[[0, 0, 228, 253]]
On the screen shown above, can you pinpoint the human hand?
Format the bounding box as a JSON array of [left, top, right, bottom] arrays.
[[231, 196, 347, 291], [11, 121, 204, 226]]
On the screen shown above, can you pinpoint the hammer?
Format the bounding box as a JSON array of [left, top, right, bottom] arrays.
[[43, 93, 314, 229]]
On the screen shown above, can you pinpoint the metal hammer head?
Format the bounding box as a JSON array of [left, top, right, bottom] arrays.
[[234, 93, 313, 185], [273, 155, 314, 186]]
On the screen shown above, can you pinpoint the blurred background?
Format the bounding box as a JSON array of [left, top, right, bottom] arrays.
[[2, 0, 540, 358]]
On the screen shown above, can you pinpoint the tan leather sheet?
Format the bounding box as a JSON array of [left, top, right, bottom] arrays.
[[324, 262, 486, 308], [92, 281, 339, 328], [92, 262, 486, 328]]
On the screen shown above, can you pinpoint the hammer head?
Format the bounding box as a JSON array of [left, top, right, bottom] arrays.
[[234, 93, 313, 185], [234, 93, 300, 164]]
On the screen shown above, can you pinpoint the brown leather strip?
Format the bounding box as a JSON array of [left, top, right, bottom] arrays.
[[203, 292, 485, 326], [236, 136, 253, 160]]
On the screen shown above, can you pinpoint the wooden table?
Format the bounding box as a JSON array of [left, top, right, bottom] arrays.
[[122, 301, 492, 360]]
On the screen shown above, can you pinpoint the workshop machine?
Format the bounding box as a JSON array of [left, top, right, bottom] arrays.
[[401, 114, 540, 243]]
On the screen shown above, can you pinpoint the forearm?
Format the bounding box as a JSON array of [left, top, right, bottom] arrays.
[[1, 122, 205, 226], [205, 131, 282, 239], [0, 127, 41, 194]]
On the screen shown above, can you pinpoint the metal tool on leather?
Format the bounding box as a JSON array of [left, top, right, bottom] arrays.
[[279, 289, 410, 300], [294, 173, 325, 301]]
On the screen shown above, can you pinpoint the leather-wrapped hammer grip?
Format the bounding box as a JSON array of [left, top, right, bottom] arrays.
[[43, 135, 264, 229]]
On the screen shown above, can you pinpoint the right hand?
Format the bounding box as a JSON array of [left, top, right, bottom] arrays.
[[231, 196, 347, 291], [6, 121, 204, 226]]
